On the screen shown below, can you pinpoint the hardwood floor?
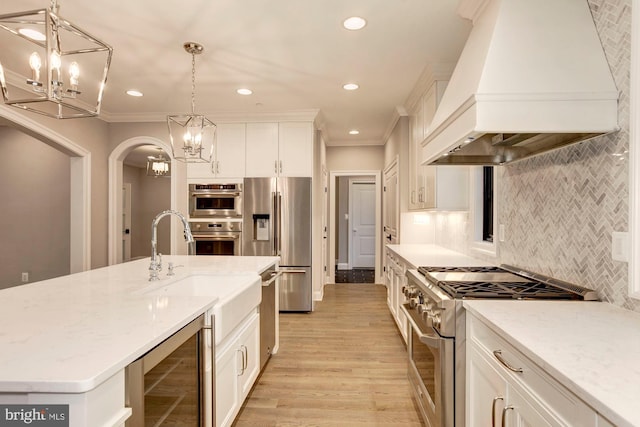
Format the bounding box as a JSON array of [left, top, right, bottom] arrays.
[[233, 284, 424, 426]]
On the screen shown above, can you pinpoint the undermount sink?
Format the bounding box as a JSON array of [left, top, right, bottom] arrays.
[[145, 273, 262, 343]]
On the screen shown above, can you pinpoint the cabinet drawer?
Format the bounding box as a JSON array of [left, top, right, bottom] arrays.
[[468, 315, 591, 426]]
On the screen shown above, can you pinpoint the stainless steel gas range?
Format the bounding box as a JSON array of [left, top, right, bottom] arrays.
[[401, 265, 598, 427]]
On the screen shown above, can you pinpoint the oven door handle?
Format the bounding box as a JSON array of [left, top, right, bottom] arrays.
[[263, 270, 283, 287], [193, 234, 240, 241], [401, 303, 447, 349]]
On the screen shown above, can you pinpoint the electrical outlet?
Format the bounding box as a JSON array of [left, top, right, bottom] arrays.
[[612, 232, 629, 262], [21, 272, 29, 283], [498, 224, 505, 242]]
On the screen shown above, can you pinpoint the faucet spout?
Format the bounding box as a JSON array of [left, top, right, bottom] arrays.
[[149, 210, 194, 281]]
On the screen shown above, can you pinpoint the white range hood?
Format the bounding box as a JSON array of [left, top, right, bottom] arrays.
[[422, 0, 619, 165]]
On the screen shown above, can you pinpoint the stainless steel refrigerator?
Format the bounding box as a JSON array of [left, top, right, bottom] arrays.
[[243, 177, 312, 311]]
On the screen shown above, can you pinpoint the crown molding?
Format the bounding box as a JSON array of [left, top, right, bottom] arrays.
[[101, 109, 320, 124]]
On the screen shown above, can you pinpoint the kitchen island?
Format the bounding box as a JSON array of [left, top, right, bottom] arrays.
[[0, 255, 278, 427]]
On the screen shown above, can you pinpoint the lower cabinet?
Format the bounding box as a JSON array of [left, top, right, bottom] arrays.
[[466, 312, 615, 427], [385, 249, 409, 344], [215, 311, 260, 427]]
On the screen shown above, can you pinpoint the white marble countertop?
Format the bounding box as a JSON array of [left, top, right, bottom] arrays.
[[464, 300, 640, 427], [0, 255, 278, 394], [386, 244, 488, 268]]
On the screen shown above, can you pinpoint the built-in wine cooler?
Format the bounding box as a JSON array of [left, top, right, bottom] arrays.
[[125, 314, 213, 426]]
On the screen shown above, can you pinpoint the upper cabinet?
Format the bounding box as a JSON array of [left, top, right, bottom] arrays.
[[409, 80, 468, 210], [187, 123, 246, 179], [245, 122, 313, 177]]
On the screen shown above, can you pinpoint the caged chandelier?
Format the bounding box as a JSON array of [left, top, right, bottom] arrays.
[[167, 42, 215, 163], [0, 0, 113, 119]]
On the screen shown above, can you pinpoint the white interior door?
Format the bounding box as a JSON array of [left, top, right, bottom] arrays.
[[122, 183, 132, 263], [350, 181, 376, 268]]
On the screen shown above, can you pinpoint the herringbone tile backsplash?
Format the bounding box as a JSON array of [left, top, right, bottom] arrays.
[[499, 0, 639, 311]]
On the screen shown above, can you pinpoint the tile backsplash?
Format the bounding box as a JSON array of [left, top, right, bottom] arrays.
[[403, 0, 639, 312], [497, 0, 637, 311]]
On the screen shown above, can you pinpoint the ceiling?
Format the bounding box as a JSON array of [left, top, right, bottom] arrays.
[[0, 0, 471, 146]]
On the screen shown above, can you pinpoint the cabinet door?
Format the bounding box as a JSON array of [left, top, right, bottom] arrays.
[[216, 123, 246, 178], [245, 123, 279, 177], [238, 314, 260, 399], [278, 122, 313, 177], [508, 385, 559, 427], [187, 160, 216, 179], [215, 342, 241, 427], [466, 346, 507, 427], [383, 161, 399, 240]]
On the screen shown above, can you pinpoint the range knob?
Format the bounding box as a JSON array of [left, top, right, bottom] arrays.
[[403, 286, 417, 298], [432, 314, 442, 330]]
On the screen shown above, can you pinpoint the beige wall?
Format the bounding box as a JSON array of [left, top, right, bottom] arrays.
[[122, 165, 171, 259], [326, 145, 384, 171], [0, 127, 70, 288], [0, 109, 111, 269]]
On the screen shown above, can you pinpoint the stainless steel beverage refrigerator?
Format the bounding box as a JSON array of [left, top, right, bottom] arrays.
[[243, 177, 312, 311]]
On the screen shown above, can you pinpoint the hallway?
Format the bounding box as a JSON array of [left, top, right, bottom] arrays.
[[233, 284, 424, 426]]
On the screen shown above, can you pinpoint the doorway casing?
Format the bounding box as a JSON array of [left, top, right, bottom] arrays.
[[328, 170, 382, 285]]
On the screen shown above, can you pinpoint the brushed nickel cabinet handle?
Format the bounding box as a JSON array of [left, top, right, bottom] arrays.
[[501, 405, 514, 427], [493, 350, 523, 373], [492, 396, 504, 427]]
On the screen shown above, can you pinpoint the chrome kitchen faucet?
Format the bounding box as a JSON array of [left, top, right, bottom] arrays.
[[149, 210, 194, 281]]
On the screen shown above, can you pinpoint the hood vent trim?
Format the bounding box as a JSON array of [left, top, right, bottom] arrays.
[[421, 0, 619, 166]]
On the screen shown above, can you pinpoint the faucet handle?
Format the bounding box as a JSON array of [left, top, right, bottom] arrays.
[[167, 262, 184, 276]]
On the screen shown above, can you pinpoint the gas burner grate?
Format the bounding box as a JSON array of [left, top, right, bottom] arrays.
[[416, 265, 590, 300], [436, 281, 583, 300], [418, 266, 503, 274]]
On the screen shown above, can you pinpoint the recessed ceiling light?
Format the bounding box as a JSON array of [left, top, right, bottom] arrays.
[[349, 130, 360, 135], [343, 83, 359, 91], [343, 16, 367, 31], [18, 28, 46, 41], [237, 88, 253, 95], [126, 90, 143, 97]]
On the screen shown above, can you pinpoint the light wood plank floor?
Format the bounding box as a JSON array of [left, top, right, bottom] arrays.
[[233, 284, 424, 426]]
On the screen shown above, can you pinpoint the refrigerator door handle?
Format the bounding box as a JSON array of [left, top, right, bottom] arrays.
[[279, 269, 307, 274], [272, 191, 278, 256], [276, 192, 282, 255]]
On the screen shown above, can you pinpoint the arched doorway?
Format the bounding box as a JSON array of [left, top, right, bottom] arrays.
[[108, 137, 185, 265]]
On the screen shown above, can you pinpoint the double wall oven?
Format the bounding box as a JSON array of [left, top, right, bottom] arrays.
[[188, 183, 243, 256], [402, 265, 598, 427]]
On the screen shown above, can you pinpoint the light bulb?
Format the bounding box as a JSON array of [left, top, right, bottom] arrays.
[[50, 51, 62, 87], [183, 131, 192, 146], [50, 51, 61, 72], [69, 61, 80, 87], [29, 52, 41, 83]]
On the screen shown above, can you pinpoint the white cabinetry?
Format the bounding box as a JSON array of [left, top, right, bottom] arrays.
[[409, 80, 468, 210], [215, 311, 260, 427], [383, 158, 399, 243], [187, 123, 246, 179], [384, 248, 410, 344], [245, 122, 313, 177], [466, 312, 615, 427]]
